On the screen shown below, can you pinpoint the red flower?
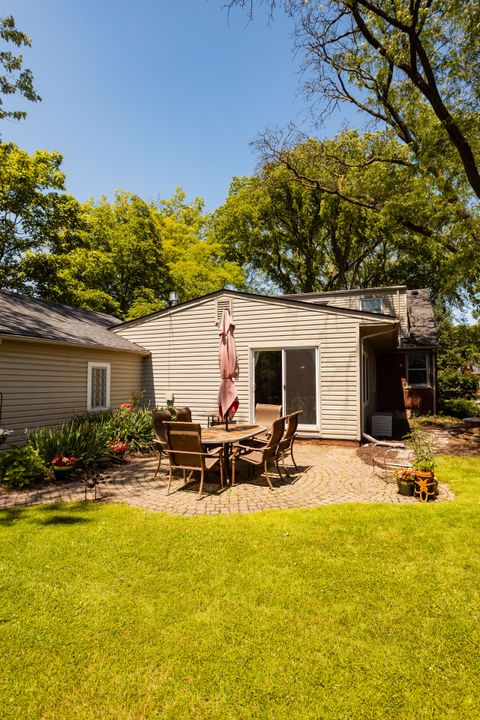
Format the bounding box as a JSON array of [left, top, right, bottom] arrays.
[[119, 403, 133, 410], [51, 453, 77, 467], [108, 439, 129, 455]]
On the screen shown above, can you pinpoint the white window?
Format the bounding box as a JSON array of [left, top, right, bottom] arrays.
[[87, 362, 111, 411], [361, 297, 383, 314], [406, 354, 429, 387]]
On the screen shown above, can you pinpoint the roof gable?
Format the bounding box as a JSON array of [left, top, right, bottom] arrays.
[[113, 288, 399, 332]]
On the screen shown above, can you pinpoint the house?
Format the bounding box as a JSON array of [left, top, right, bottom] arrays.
[[0, 291, 149, 445], [113, 285, 438, 442], [0, 285, 438, 446]]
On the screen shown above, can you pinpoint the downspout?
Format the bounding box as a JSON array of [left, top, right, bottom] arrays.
[[360, 325, 399, 441], [432, 350, 437, 415]]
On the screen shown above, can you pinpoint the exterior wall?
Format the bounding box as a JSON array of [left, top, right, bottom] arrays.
[[376, 350, 435, 434], [115, 294, 393, 441], [0, 339, 144, 445], [307, 287, 408, 336]]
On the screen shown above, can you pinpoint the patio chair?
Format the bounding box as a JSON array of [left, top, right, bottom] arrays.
[[152, 410, 171, 476], [164, 421, 224, 499], [254, 403, 283, 442], [152, 407, 193, 476], [276, 410, 302, 477], [231, 415, 285, 490], [175, 407, 192, 422]]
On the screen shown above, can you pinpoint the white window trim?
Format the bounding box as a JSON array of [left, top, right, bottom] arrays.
[[87, 362, 111, 411], [360, 297, 383, 314], [406, 354, 430, 388]]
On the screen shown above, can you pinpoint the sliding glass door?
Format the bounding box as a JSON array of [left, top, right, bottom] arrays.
[[253, 348, 318, 428]]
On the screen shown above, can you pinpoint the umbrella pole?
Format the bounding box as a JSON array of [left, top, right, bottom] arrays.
[[225, 413, 229, 431]]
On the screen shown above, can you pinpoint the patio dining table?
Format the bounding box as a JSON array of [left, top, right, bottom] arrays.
[[202, 423, 266, 483]]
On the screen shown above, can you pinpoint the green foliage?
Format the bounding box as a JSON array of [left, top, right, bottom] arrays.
[[0, 15, 41, 124], [440, 398, 479, 419], [406, 428, 436, 472], [0, 445, 47, 488], [213, 131, 465, 297], [27, 419, 112, 468], [438, 369, 478, 401], [91, 407, 156, 453], [22, 189, 244, 318], [0, 143, 81, 291], [231, 1, 480, 310], [436, 311, 480, 402]]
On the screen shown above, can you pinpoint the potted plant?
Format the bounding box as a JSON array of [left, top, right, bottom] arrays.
[[410, 432, 437, 502], [51, 453, 77, 480], [395, 467, 415, 496]]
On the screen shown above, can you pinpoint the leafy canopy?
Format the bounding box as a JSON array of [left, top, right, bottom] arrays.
[[213, 130, 469, 298], [0, 15, 40, 124], [21, 189, 244, 319]]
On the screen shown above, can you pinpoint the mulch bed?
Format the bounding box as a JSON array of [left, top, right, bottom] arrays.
[[357, 420, 480, 467]]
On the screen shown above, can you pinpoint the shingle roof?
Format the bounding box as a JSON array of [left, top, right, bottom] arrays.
[[401, 289, 439, 348], [0, 291, 149, 354]]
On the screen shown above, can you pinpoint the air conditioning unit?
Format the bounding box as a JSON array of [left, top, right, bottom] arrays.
[[371, 412, 393, 438]]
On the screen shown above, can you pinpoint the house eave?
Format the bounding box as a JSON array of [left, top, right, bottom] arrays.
[[0, 332, 150, 356]]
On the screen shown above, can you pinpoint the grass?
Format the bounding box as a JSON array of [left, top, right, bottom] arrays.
[[1, 456, 480, 719]]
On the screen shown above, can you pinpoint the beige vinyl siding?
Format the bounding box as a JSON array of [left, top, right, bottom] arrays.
[[308, 288, 408, 335], [0, 340, 143, 445], [116, 294, 393, 441]]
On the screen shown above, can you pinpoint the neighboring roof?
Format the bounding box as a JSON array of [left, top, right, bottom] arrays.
[[401, 289, 439, 348], [113, 288, 399, 332], [281, 285, 406, 300], [0, 291, 149, 354]]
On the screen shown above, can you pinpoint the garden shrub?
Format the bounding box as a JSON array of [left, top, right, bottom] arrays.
[[28, 419, 112, 467], [0, 446, 48, 489], [438, 368, 478, 401], [439, 398, 479, 419], [98, 407, 155, 453]]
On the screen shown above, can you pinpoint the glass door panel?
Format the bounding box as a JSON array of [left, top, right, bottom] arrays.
[[285, 348, 317, 425], [254, 351, 282, 406]]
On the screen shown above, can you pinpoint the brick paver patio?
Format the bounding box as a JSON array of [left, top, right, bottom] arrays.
[[0, 443, 454, 515]]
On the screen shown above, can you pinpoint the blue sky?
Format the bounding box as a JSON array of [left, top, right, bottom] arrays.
[[5, 0, 356, 211]]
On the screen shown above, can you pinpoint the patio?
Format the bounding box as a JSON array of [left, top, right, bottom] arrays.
[[0, 442, 454, 515]]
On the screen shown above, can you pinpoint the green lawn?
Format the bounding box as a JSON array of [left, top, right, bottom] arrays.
[[1, 456, 480, 720]]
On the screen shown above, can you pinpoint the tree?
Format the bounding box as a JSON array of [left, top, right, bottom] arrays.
[[213, 131, 468, 296], [159, 190, 245, 304], [0, 15, 40, 124], [0, 143, 81, 291], [229, 2, 480, 196], [22, 190, 244, 319], [227, 1, 480, 308], [435, 308, 480, 405]]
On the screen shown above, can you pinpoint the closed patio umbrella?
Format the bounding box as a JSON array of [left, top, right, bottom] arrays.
[[217, 308, 239, 430]]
